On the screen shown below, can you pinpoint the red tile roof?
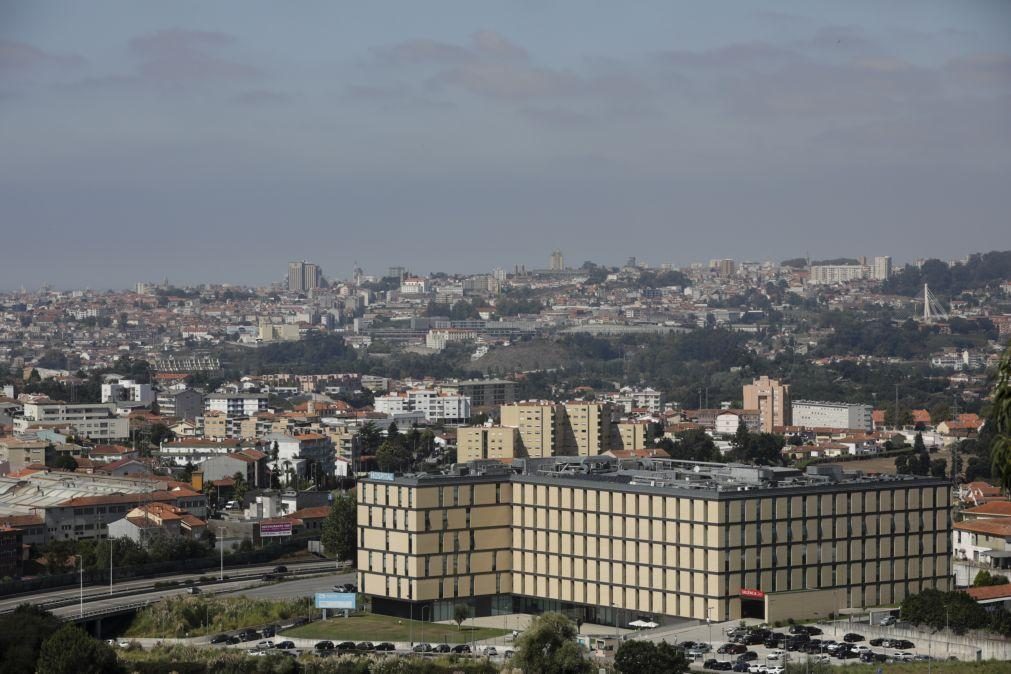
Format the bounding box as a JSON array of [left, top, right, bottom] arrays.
[[954, 519, 1011, 537], [965, 585, 1011, 602], [964, 501, 1011, 517]]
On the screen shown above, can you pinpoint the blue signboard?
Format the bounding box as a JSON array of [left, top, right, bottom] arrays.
[[368, 471, 395, 481], [315, 592, 357, 610]]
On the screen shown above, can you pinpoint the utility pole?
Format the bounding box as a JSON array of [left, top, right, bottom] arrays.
[[109, 539, 113, 595], [894, 384, 899, 430], [79, 556, 84, 618], [220, 535, 224, 581]]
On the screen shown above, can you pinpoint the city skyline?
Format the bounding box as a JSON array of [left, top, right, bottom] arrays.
[[2, 1, 1010, 288]]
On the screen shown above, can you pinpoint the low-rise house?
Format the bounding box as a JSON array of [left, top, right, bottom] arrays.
[[107, 502, 207, 545], [198, 449, 269, 489], [953, 519, 1011, 586]]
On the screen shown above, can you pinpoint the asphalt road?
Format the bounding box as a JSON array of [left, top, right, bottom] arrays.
[[0, 560, 340, 615], [221, 572, 356, 601]]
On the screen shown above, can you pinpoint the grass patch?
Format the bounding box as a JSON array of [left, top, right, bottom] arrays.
[[282, 613, 509, 644], [124, 595, 313, 638]]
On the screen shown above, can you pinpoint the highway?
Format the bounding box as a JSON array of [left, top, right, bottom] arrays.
[[0, 559, 346, 616]]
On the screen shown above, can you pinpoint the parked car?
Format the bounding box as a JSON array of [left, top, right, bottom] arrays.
[[879, 615, 897, 626], [732, 663, 751, 673], [209, 634, 230, 644], [413, 643, 433, 652], [747, 664, 766, 674], [766, 650, 784, 660], [452, 644, 471, 653], [275, 641, 295, 650], [314, 641, 335, 651], [273, 565, 288, 573], [187, 586, 202, 595], [891, 639, 915, 649], [843, 633, 865, 643], [894, 651, 915, 661], [482, 646, 498, 656], [805, 626, 823, 636], [702, 659, 718, 671], [356, 642, 375, 651], [238, 630, 258, 642], [736, 651, 758, 662], [711, 662, 733, 671], [718, 643, 746, 655], [255, 640, 274, 650], [225, 636, 241, 645], [503, 649, 514, 658], [375, 642, 395, 652], [869, 638, 886, 647], [433, 644, 451, 653], [688, 644, 712, 657], [261, 625, 278, 638], [335, 641, 356, 652], [766, 667, 785, 674]]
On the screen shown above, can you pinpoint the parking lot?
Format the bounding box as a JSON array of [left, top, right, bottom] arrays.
[[631, 621, 954, 670]]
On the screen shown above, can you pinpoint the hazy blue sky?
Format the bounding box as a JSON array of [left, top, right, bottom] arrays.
[[1, 1, 1009, 289]]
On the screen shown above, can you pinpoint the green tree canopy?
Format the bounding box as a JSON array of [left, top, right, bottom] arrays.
[[615, 639, 688, 674], [512, 612, 592, 674], [321, 492, 357, 562], [36, 624, 120, 674], [0, 604, 63, 674], [991, 346, 1011, 494]]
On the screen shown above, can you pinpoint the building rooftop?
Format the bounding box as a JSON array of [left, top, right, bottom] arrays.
[[364, 456, 947, 498]]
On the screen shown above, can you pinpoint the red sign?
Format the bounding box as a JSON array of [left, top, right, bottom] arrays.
[[740, 588, 765, 600]]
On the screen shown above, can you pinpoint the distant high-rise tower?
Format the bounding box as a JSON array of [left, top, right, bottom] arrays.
[[872, 256, 892, 281], [550, 250, 564, 271], [288, 260, 323, 292], [743, 376, 791, 433]]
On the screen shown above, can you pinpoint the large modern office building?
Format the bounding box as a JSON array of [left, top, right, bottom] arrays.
[[357, 458, 951, 626]]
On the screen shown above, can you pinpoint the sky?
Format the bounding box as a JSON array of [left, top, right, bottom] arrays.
[[1, 1, 1009, 289]]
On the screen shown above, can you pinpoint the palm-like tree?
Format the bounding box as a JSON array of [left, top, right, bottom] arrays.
[[991, 346, 1011, 494]]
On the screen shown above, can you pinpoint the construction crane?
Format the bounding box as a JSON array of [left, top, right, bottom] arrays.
[[922, 283, 949, 322]]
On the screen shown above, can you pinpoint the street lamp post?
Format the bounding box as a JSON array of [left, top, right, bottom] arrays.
[[706, 606, 714, 649], [109, 538, 113, 595], [79, 556, 84, 618]]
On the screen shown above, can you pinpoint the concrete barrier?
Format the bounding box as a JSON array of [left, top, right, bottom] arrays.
[[820, 619, 1011, 661]]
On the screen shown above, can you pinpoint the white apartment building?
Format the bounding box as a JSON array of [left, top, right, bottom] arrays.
[[373, 389, 472, 424], [205, 393, 269, 416], [101, 379, 154, 405], [808, 265, 869, 285], [16, 402, 130, 441], [263, 433, 335, 477], [610, 387, 662, 414], [791, 400, 873, 431]]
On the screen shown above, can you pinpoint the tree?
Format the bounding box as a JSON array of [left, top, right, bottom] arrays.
[[615, 640, 688, 674], [51, 455, 77, 471], [913, 432, 927, 453], [357, 421, 383, 454], [454, 603, 470, 630], [973, 570, 1009, 587], [375, 439, 412, 473], [0, 604, 63, 674], [321, 492, 357, 562], [232, 471, 248, 502], [930, 459, 948, 478], [36, 624, 120, 674], [512, 612, 592, 674], [991, 346, 1011, 494]]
